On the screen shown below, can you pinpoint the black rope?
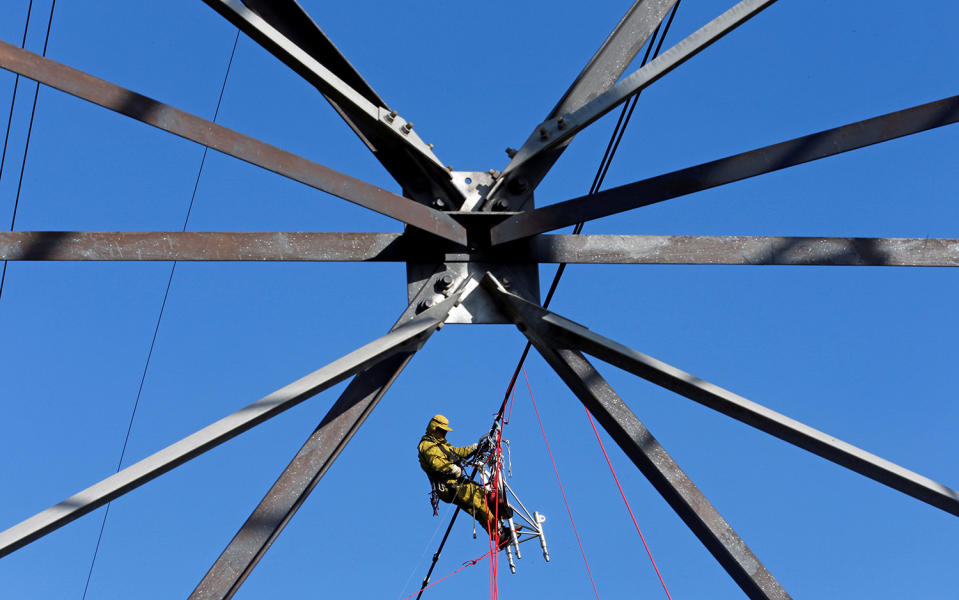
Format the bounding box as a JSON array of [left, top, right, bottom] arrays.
[[79, 30, 241, 599], [412, 4, 682, 596], [0, 0, 43, 304]]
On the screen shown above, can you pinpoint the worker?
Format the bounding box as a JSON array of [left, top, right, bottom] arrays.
[[417, 414, 513, 545]]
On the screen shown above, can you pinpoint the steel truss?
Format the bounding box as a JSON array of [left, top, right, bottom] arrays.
[[0, 1, 956, 598]]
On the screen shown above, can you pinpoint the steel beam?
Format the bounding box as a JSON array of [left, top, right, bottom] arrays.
[[0, 40, 467, 245], [486, 0, 678, 207], [483, 277, 959, 518], [189, 281, 442, 599], [201, 0, 465, 208], [487, 281, 790, 599], [520, 234, 959, 266], [0, 292, 462, 558], [493, 94, 959, 244], [0, 231, 408, 262], [7, 232, 959, 267], [499, 0, 779, 183]]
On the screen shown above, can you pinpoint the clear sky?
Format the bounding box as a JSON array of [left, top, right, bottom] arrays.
[[0, 1, 957, 598]]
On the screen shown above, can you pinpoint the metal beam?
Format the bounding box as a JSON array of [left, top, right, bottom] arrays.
[[7, 232, 959, 267], [520, 234, 959, 266], [483, 278, 959, 518], [189, 281, 441, 599], [201, 0, 465, 208], [487, 278, 790, 599], [499, 0, 779, 183], [0, 292, 461, 558], [492, 94, 959, 244], [486, 0, 678, 206], [0, 231, 408, 262], [0, 40, 467, 245]]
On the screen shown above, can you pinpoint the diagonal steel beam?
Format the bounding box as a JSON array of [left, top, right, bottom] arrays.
[[486, 0, 678, 207], [492, 94, 959, 244], [486, 278, 790, 599], [201, 0, 465, 208], [0, 40, 467, 245], [483, 277, 959, 518], [0, 292, 461, 558], [499, 0, 779, 184], [189, 279, 446, 600]]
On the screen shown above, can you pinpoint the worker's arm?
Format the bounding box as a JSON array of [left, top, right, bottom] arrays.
[[451, 443, 478, 460]]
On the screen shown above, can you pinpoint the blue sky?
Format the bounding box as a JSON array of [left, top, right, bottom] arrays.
[[0, 1, 957, 598]]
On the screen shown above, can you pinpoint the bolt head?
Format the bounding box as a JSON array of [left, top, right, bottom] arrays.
[[493, 199, 509, 211]]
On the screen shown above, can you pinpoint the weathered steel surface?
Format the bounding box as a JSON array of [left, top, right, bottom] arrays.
[[486, 279, 959, 518], [500, 0, 779, 184], [488, 0, 678, 208], [0, 297, 456, 558], [6, 232, 959, 267], [524, 235, 959, 266], [0, 231, 407, 261], [493, 94, 959, 244], [0, 40, 467, 245], [485, 277, 790, 600]]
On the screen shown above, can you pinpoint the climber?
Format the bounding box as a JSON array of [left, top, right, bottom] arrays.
[[417, 414, 513, 546]]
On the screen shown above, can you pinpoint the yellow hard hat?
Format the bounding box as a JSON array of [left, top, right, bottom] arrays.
[[429, 414, 453, 432]]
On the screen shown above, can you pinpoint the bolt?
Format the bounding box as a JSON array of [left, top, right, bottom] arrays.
[[539, 127, 549, 141], [403, 122, 414, 133], [436, 273, 455, 292], [418, 297, 435, 312], [488, 169, 500, 179], [557, 117, 567, 130], [433, 198, 446, 209], [493, 198, 509, 211], [447, 165, 453, 172], [505, 147, 518, 158], [428, 143, 434, 149], [386, 109, 397, 122]]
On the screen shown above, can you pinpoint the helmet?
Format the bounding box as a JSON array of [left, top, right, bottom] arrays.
[[428, 414, 453, 433]]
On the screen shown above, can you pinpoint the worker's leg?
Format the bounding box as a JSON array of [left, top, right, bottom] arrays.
[[453, 482, 498, 536]]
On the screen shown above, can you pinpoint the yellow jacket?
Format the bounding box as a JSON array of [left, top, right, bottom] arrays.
[[418, 433, 476, 485]]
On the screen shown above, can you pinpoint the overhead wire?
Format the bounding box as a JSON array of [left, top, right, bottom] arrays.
[[0, 0, 43, 304], [79, 30, 242, 599]]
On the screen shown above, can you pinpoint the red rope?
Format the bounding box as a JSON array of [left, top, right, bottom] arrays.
[[584, 410, 673, 599], [523, 367, 601, 599], [400, 550, 493, 600]]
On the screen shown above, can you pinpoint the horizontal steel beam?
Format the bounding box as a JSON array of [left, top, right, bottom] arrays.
[[493, 94, 959, 244], [523, 234, 959, 266], [5, 232, 959, 267], [0, 40, 467, 245], [486, 277, 790, 599], [481, 278, 959, 518], [0, 293, 462, 558], [201, 1, 464, 208], [500, 0, 778, 182], [0, 231, 408, 261]]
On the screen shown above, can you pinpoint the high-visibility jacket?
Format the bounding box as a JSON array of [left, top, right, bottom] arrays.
[[417, 433, 476, 487]]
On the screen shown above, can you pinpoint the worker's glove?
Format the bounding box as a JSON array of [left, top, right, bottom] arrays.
[[448, 464, 462, 479]]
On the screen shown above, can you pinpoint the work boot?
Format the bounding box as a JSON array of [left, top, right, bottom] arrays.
[[497, 526, 513, 550]]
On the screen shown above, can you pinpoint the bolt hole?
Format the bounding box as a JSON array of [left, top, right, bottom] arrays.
[[464, 177, 472, 184]]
